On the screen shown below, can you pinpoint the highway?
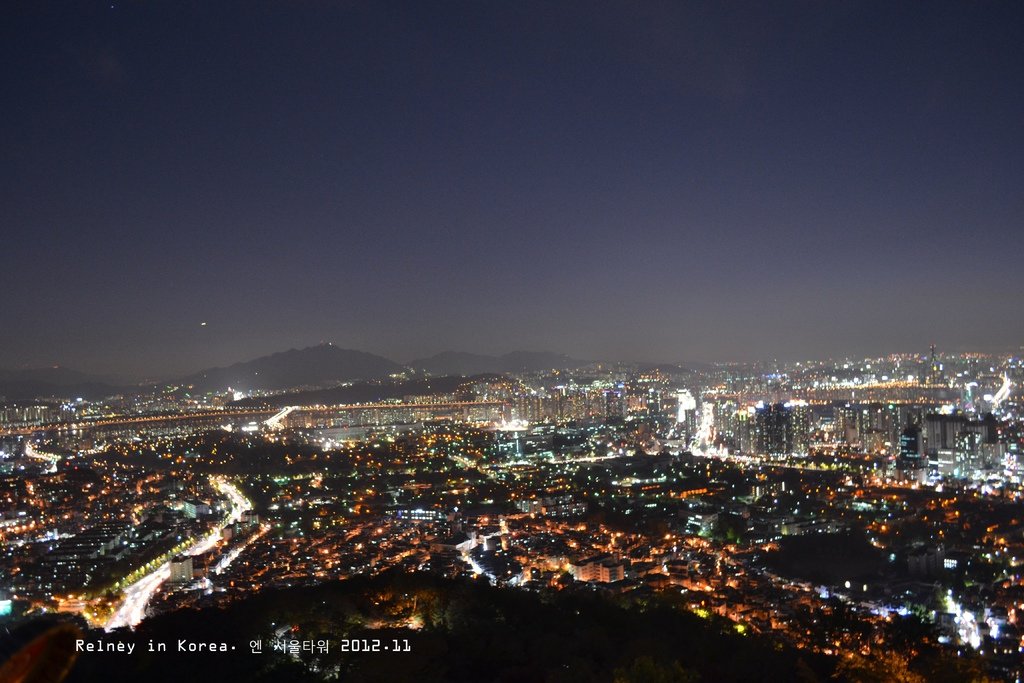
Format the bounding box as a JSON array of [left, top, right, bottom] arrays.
[[104, 476, 250, 631], [23, 441, 61, 468]]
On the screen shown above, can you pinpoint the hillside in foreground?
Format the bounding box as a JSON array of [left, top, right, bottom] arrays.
[[67, 572, 831, 683], [57, 571, 997, 683]]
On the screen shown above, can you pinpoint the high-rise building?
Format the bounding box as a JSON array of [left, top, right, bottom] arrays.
[[711, 399, 739, 449], [924, 412, 997, 451], [896, 422, 928, 484], [755, 402, 792, 456], [736, 405, 756, 454], [676, 390, 697, 424], [645, 387, 663, 417], [924, 412, 1000, 476], [676, 390, 698, 440], [788, 401, 811, 454], [834, 403, 860, 445], [604, 386, 626, 420], [926, 344, 944, 385], [899, 424, 925, 461]]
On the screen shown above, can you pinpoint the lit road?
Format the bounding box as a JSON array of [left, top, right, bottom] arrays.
[[105, 564, 171, 630], [264, 405, 298, 430], [213, 522, 269, 575], [947, 595, 983, 650], [104, 477, 250, 631], [23, 441, 61, 469], [991, 374, 1012, 408]]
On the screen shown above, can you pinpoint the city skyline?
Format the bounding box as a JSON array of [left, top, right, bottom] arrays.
[[3, 1, 1023, 378], [4, 4, 1024, 680], [3, 340, 1022, 681], [0, 339, 1019, 386]]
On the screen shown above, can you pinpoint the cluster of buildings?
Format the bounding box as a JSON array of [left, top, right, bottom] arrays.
[[1, 347, 1022, 678]]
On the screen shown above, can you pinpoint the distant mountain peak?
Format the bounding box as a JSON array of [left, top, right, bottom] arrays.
[[180, 345, 403, 392]]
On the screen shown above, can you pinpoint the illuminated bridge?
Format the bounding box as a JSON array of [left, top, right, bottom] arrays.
[[1, 401, 510, 437]]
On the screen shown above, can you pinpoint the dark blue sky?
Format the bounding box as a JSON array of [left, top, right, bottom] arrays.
[[3, 1, 1022, 379]]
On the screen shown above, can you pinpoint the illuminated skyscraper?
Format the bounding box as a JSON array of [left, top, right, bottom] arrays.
[[603, 386, 626, 420], [755, 402, 792, 456], [926, 344, 944, 385], [676, 390, 698, 439], [787, 400, 811, 454]]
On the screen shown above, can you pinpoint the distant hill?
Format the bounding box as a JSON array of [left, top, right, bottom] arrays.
[[411, 350, 589, 375], [178, 344, 404, 393], [0, 367, 123, 401]]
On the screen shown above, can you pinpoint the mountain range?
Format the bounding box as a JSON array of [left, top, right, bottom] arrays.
[[176, 346, 593, 393], [0, 367, 121, 402], [176, 344, 404, 393], [0, 345, 595, 401]]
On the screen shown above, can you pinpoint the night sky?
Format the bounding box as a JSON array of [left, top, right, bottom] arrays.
[[3, 1, 1023, 379]]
